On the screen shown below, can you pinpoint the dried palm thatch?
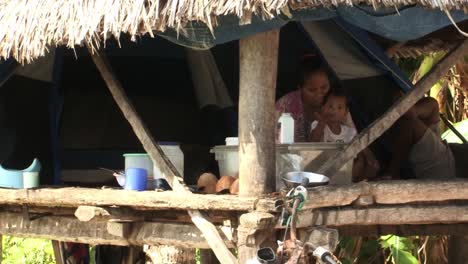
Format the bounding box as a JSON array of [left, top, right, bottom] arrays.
[[0, 0, 467, 64], [389, 39, 459, 59]]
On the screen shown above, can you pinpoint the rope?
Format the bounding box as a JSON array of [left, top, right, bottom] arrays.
[[445, 10, 468, 37]]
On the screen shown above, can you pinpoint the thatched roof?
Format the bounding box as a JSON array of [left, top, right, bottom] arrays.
[[1, 0, 467, 63]]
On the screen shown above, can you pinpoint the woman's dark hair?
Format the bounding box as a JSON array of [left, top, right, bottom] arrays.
[[297, 56, 327, 88]]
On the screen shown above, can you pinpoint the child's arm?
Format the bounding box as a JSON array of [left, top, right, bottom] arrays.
[[309, 121, 326, 142]]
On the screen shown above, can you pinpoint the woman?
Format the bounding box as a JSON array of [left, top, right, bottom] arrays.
[[276, 56, 378, 181], [276, 56, 354, 142]]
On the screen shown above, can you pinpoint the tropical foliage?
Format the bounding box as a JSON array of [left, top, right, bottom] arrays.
[[2, 236, 55, 264]]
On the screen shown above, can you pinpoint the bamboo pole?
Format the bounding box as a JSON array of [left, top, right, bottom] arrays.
[[318, 39, 468, 176], [89, 50, 237, 264]]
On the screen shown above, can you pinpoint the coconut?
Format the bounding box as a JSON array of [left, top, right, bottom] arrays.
[[216, 175, 235, 193], [229, 178, 239, 195], [197, 173, 217, 194]]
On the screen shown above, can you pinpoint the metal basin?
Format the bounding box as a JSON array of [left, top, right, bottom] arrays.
[[282, 171, 329, 188]]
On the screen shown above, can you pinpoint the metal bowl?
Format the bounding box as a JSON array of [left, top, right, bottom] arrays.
[[282, 171, 329, 188]]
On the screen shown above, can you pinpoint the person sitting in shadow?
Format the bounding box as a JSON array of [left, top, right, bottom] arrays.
[[383, 94, 455, 180]]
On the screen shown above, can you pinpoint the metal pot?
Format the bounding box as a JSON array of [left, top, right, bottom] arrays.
[[282, 171, 329, 188]]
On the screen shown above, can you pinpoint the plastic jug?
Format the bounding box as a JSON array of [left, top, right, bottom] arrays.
[[278, 113, 295, 143]]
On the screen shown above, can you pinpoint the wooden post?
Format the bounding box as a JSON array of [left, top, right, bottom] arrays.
[[51, 241, 66, 264], [238, 29, 279, 263], [145, 245, 195, 264], [238, 212, 276, 264], [238, 29, 279, 197], [89, 50, 237, 264], [318, 39, 468, 176]]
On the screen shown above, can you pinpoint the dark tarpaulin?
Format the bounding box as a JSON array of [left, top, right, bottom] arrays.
[[158, 6, 468, 49]]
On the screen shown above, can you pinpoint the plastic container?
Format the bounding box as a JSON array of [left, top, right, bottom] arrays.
[[278, 113, 295, 144], [211, 143, 353, 190], [225, 137, 239, 146], [0, 158, 41, 189], [211, 145, 289, 179], [213, 146, 239, 178], [124, 144, 184, 189], [123, 153, 153, 189]]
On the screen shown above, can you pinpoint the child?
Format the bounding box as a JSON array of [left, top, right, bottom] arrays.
[[309, 91, 357, 143], [309, 90, 379, 182]]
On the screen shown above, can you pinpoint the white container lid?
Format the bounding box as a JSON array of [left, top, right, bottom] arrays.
[[225, 137, 239, 146]]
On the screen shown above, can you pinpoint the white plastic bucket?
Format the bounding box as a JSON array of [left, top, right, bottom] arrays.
[[124, 145, 184, 189], [211, 143, 352, 190]]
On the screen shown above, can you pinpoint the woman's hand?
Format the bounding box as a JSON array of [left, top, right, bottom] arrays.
[[311, 111, 323, 122]]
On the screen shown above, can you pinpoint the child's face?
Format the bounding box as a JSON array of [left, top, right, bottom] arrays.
[[322, 95, 348, 123]]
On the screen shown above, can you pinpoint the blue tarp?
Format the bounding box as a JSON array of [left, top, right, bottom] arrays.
[[159, 6, 468, 49]]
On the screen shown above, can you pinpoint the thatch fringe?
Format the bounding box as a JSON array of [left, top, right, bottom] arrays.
[[0, 0, 466, 63]]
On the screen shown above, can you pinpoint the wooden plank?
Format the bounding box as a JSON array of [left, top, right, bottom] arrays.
[[337, 224, 468, 237], [303, 179, 468, 210], [89, 50, 237, 264], [238, 29, 279, 197], [317, 39, 468, 176], [0, 212, 234, 249], [295, 204, 468, 228], [0, 187, 278, 212]]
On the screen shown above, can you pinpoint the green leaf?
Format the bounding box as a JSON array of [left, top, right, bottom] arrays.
[[379, 235, 395, 249], [358, 239, 380, 259], [391, 248, 419, 264]]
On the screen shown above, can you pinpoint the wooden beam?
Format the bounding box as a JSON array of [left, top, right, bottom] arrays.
[[238, 29, 279, 197], [0, 187, 278, 212], [302, 179, 468, 210], [0, 212, 234, 249], [318, 39, 468, 176], [337, 224, 468, 237], [89, 50, 237, 264], [89, 50, 186, 192], [295, 204, 468, 228]]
